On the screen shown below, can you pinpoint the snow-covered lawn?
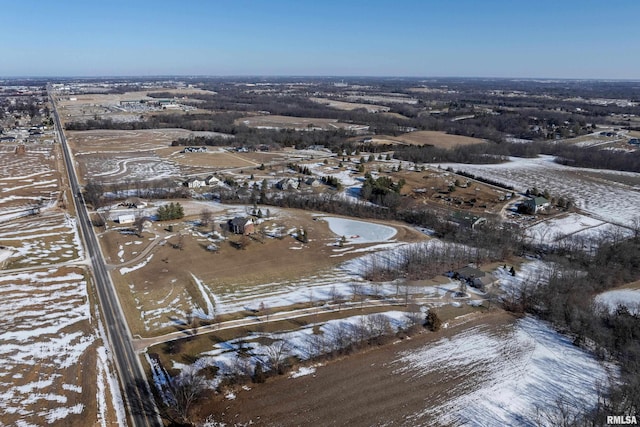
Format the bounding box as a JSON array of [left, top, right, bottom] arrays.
[[394, 316, 613, 426], [594, 289, 640, 314]]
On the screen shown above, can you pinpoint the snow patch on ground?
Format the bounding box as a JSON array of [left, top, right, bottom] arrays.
[[119, 253, 154, 275], [289, 366, 317, 378]]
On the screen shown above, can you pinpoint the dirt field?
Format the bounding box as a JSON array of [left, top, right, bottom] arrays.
[[375, 131, 485, 149], [201, 310, 515, 426]]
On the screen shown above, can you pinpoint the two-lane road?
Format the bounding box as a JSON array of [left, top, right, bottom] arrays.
[[48, 87, 162, 427]]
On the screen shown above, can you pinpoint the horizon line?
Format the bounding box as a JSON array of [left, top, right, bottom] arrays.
[[1, 74, 640, 82]]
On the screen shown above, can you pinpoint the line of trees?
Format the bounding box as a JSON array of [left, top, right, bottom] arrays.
[[82, 178, 190, 208], [392, 139, 640, 173], [362, 241, 497, 282]]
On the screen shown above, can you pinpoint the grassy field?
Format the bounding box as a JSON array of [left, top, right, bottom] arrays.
[[379, 130, 486, 148], [100, 206, 426, 337]]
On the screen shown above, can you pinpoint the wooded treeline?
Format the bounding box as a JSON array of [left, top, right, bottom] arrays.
[[393, 140, 640, 172]]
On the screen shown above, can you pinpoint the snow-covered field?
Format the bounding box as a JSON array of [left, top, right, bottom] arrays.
[[525, 213, 632, 247], [0, 145, 60, 215], [0, 212, 83, 268], [0, 142, 124, 425], [436, 155, 640, 227], [78, 153, 181, 182], [595, 289, 640, 314], [394, 316, 613, 426], [0, 267, 125, 426]]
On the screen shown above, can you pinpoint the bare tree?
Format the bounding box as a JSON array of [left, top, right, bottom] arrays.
[[368, 313, 391, 340], [406, 303, 423, 328], [329, 285, 343, 311], [632, 215, 640, 239], [264, 340, 290, 374], [350, 283, 366, 309], [133, 216, 146, 237], [164, 370, 207, 425], [200, 208, 212, 227], [326, 322, 353, 354], [304, 332, 327, 358]]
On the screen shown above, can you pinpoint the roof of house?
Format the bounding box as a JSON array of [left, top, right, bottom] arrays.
[[526, 196, 549, 206], [230, 216, 251, 227], [118, 214, 136, 224], [456, 266, 485, 279], [533, 196, 549, 206]]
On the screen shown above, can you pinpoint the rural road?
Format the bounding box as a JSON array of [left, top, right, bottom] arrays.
[[49, 87, 162, 427]]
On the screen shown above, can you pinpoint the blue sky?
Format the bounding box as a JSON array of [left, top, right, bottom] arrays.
[[2, 0, 638, 78]]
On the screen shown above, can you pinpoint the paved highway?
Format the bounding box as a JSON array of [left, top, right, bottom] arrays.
[[48, 86, 162, 427]]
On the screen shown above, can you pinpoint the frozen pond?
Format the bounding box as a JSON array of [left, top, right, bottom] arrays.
[[322, 216, 397, 243]]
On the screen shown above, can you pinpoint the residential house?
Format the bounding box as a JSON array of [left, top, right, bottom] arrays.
[[304, 177, 321, 187], [228, 217, 255, 235], [452, 266, 496, 290], [276, 177, 300, 190], [522, 196, 550, 214], [184, 177, 206, 188], [181, 146, 208, 153], [205, 175, 222, 186]]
